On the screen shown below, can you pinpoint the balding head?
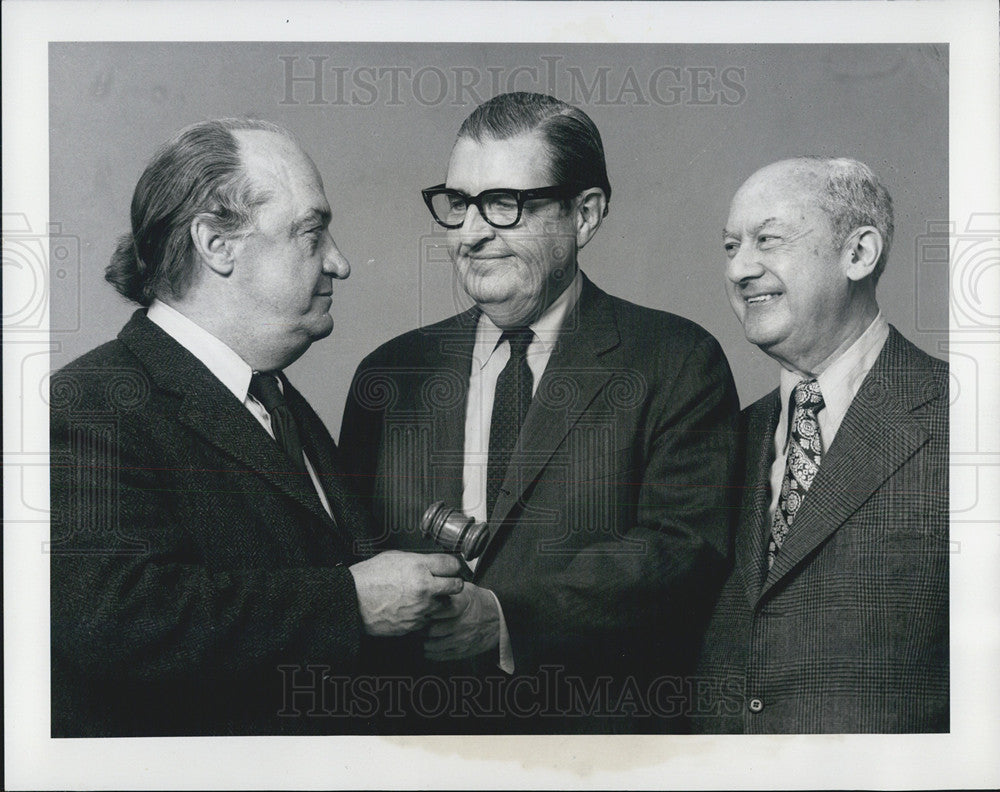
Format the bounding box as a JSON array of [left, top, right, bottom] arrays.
[[737, 157, 894, 282], [723, 157, 888, 375], [105, 118, 297, 306]]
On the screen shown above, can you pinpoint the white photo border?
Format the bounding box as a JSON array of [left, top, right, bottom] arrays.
[[4, 1, 999, 789]]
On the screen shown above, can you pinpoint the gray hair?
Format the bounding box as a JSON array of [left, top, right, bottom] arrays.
[[106, 117, 292, 305], [798, 156, 894, 282]]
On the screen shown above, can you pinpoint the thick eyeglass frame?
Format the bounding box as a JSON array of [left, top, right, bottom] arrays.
[[421, 183, 583, 229]]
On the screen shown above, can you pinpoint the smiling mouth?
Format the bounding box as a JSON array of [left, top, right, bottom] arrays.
[[744, 292, 781, 304]]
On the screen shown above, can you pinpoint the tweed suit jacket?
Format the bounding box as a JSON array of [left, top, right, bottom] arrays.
[[50, 310, 374, 737], [339, 274, 740, 733], [694, 327, 949, 733]]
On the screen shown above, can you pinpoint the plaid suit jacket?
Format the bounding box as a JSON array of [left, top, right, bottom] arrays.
[[50, 311, 374, 736], [693, 326, 949, 733]]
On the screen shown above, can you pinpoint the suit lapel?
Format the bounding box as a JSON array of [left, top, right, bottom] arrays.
[[486, 276, 620, 537], [758, 327, 936, 599], [119, 312, 337, 530], [735, 392, 780, 607], [282, 378, 368, 556], [427, 314, 477, 509]]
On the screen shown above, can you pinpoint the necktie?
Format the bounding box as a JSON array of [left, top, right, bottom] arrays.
[[768, 378, 825, 570], [487, 328, 535, 518], [249, 371, 309, 477]]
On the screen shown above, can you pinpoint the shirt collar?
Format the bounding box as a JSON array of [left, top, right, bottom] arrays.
[[472, 270, 583, 369], [147, 299, 254, 402], [777, 310, 890, 444]]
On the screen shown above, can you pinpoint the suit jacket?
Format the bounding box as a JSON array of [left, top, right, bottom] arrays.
[[339, 274, 740, 733], [50, 310, 374, 736], [694, 327, 949, 733]]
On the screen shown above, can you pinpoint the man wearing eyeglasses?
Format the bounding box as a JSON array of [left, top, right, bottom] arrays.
[[340, 92, 740, 733]]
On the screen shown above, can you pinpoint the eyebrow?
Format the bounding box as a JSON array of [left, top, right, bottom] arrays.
[[443, 185, 516, 197], [292, 207, 331, 234], [722, 217, 783, 238]]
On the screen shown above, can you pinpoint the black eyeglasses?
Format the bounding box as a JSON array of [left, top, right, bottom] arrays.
[[421, 184, 582, 229]]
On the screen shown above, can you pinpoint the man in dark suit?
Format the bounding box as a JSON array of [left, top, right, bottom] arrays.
[[695, 157, 949, 733], [339, 93, 740, 733], [50, 118, 464, 737]]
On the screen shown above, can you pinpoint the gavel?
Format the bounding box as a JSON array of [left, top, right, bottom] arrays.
[[420, 501, 491, 561]]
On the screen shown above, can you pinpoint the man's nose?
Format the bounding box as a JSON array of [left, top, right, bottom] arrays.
[[322, 233, 351, 279], [725, 243, 763, 284], [457, 203, 496, 247]]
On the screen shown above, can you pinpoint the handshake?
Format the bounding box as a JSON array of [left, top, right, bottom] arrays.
[[348, 551, 465, 637], [346, 505, 502, 661], [349, 550, 501, 661]]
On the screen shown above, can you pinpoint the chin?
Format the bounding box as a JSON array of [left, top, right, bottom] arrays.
[[741, 313, 789, 348], [744, 333, 787, 356], [305, 313, 334, 341], [478, 298, 539, 329], [461, 273, 516, 302]]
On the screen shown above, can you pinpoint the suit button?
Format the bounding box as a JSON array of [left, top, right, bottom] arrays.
[[748, 698, 764, 713]]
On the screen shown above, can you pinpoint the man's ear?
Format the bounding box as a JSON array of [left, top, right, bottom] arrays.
[[575, 188, 608, 250], [842, 226, 883, 282], [190, 214, 235, 276]]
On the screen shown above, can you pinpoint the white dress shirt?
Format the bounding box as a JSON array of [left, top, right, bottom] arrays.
[[147, 299, 332, 518], [462, 271, 584, 673], [767, 311, 890, 521]]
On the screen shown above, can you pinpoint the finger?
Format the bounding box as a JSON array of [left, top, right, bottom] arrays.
[[424, 639, 461, 660], [425, 620, 457, 638], [426, 597, 460, 620], [426, 602, 458, 620], [428, 594, 451, 611], [426, 575, 464, 596], [424, 553, 463, 577], [423, 637, 452, 654], [424, 650, 454, 662]]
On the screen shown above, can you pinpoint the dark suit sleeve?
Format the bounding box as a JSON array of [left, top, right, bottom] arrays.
[[490, 334, 740, 671], [50, 381, 364, 697]]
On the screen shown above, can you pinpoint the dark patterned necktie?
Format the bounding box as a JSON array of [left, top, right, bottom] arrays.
[[768, 378, 825, 570], [249, 371, 309, 477], [487, 328, 535, 518]]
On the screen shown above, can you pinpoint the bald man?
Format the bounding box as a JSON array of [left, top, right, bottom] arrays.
[[694, 157, 948, 733]]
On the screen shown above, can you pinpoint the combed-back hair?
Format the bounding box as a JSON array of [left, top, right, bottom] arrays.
[[458, 92, 611, 213], [797, 155, 895, 283], [106, 118, 291, 305]]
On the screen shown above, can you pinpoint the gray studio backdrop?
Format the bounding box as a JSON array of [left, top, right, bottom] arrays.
[[49, 42, 948, 435]]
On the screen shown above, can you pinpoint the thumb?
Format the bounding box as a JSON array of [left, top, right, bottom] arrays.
[[424, 553, 463, 577]]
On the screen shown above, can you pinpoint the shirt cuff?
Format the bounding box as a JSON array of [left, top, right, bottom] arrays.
[[489, 590, 515, 674]]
